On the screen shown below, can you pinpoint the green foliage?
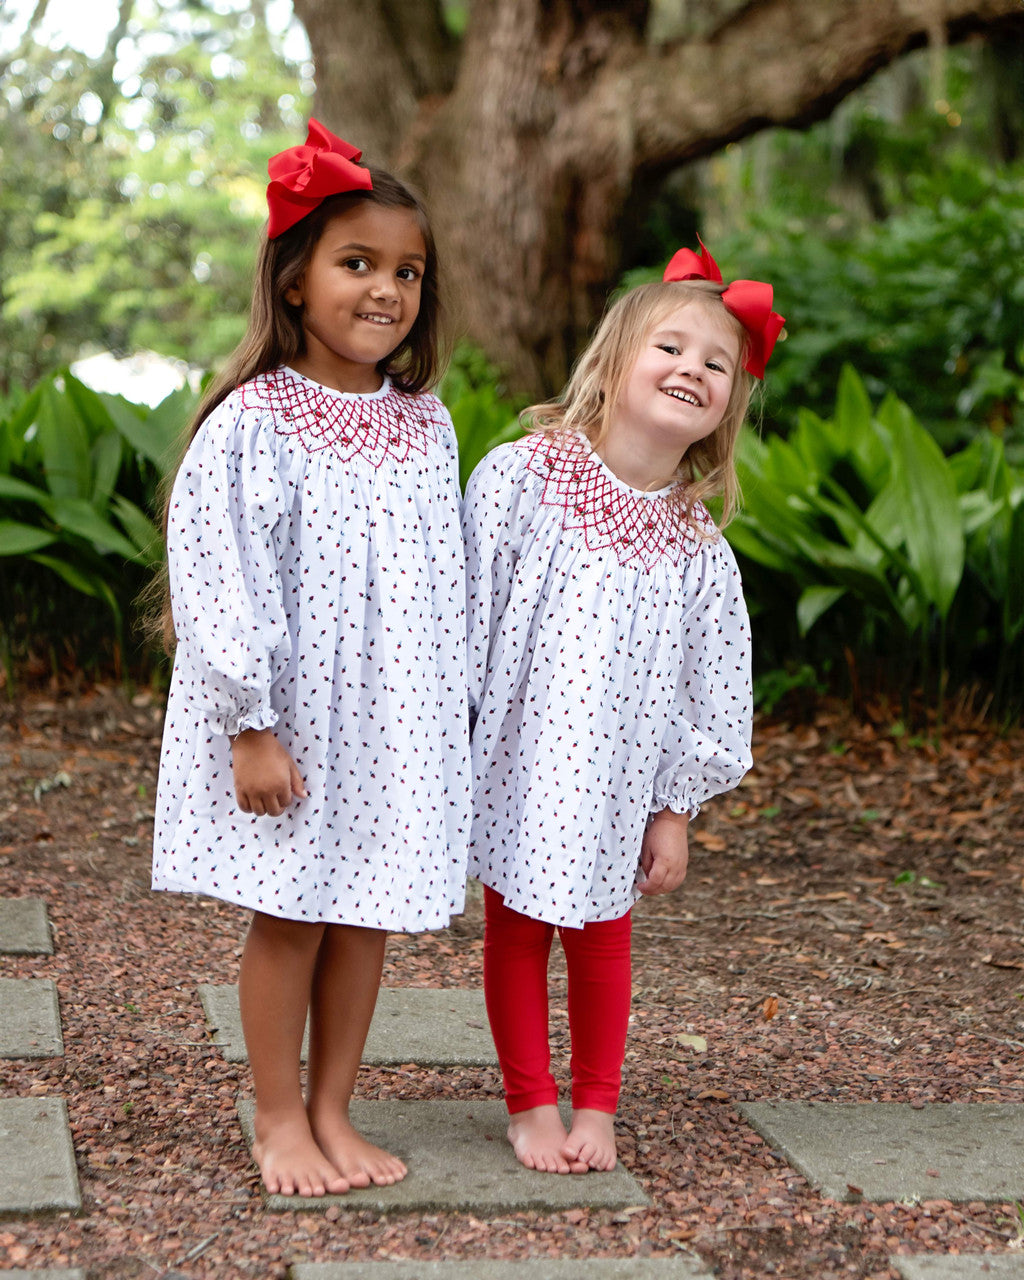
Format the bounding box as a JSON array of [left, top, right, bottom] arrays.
[[630, 45, 1024, 461], [722, 161, 1024, 458], [0, 371, 194, 683], [0, 0, 310, 391], [440, 346, 525, 489], [1, 360, 1021, 721], [727, 366, 1024, 719]]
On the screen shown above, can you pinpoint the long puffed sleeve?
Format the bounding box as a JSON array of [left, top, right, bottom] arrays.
[[652, 533, 753, 817], [166, 401, 291, 736], [461, 442, 533, 720], [432, 398, 463, 487]]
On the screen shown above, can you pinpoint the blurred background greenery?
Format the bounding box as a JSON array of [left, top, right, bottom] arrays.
[[1, 0, 1021, 723]]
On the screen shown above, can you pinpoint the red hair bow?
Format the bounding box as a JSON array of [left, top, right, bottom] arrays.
[[662, 237, 785, 379], [266, 119, 373, 239]]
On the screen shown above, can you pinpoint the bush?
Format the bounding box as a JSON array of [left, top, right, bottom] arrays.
[[0, 371, 193, 684], [725, 366, 1024, 719], [716, 161, 1024, 460]]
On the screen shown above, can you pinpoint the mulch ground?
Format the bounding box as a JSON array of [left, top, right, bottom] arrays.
[[0, 686, 1022, 1279]]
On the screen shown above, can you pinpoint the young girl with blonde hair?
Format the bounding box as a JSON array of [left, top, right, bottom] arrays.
[[463, 239, 783, 1174]]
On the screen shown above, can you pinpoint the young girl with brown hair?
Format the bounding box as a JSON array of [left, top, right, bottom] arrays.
[[462, 239, 783, 1175], [152, 120, 468, 1198]]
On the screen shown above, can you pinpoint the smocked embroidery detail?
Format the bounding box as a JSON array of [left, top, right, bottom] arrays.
[[524, 433, 711, 571], [240, 368, 441, 465]]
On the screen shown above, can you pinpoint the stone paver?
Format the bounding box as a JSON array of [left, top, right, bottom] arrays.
[[0, 1098, 81, 1213], [201, 984, 496, 1066], [893, 1257, 1024, 1278], [0, 978, 63, 1058], [291, 1261, 713, 1279], [0, 898, 53, 954], [739, 1102, 1024, 1203], [238, 1098, 649, 1213], [2, 1271, 87, 1279]]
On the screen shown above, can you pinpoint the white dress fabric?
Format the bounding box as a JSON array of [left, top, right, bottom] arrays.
[[463, 430, 752, 929], [153, 366, 469, 931]]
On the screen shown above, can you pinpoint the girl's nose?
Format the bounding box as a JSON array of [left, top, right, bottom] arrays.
[[369, 274, 398, 301]]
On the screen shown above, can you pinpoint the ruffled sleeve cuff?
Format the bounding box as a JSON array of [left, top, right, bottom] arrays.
[[651, 792, 701, 821], [209, 702, 280, 738]]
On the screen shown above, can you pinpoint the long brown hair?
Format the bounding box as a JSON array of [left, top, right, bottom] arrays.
[[148, 168, 446, 651], [523, 280, 755, 527]]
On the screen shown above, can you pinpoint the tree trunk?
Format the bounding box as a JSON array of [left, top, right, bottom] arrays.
[[293, 0, 1024, 397]]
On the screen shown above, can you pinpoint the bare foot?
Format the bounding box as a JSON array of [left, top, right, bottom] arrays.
[[507, 1105, 588, 1174], [311, 1111, 407, 1188], [563, 1108, 617, 1172], [252, 1110, 349, 1198]]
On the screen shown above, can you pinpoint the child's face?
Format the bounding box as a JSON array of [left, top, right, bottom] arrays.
[[284, 203, 426, 393], [613, 301, 740, 455]]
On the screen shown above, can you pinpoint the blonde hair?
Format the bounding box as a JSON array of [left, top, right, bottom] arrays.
[[523, 279, 755, 526]]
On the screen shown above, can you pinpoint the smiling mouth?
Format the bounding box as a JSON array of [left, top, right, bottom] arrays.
[[662, 388, 701, 407], [358, 313, 396, 326]]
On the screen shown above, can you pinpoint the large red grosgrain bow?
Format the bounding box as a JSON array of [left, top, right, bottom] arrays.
[[662, 237, 784, 379], [266, 119, 373, 239]]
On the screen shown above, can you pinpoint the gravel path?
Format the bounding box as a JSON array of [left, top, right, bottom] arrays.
[[1, 689, 1022, 1279]]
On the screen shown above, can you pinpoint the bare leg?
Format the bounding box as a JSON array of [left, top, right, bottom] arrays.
[[238, 911, 349, 1197], [306, 924, 406, 1187]]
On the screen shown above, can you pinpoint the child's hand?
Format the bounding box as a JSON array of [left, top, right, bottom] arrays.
[[230, 729, 308, 817], [637, 808, 690, 896]]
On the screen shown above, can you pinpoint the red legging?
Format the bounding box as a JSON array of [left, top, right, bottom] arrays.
[[482, 885, 632, 1115]]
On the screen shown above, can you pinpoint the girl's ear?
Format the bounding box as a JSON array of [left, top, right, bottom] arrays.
[[284, 277, 304, 308]]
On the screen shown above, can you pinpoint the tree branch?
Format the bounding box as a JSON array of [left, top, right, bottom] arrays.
[[614, 0, 1024, 173]]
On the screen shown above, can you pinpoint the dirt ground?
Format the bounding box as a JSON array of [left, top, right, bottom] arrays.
[[0, 686, 1022, 1279]]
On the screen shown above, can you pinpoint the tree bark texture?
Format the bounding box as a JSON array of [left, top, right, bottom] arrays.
[[291, 0, 1024, 396]]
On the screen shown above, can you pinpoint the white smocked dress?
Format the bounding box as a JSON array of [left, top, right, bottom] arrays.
[[463, 430, 752, 929], [152, 366, 469, 931]]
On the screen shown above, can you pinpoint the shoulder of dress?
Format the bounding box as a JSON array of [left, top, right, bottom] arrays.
[[467, 433, 538, 486], [189, 383, 269, 447], [689, 499, 722, 541], [394, 388, 456, 433]]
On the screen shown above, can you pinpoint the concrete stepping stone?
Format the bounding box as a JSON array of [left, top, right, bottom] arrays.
[[3, 1271, 87, 1279], [0, 1098, 82, 1213], [237, 1098, 649, 1213], [0, 898, 53, 954], [740, 1101, 1024, 1203], [893, 1257, 1024, 1278], [291, 1260, 713, 1279], [0, 978, 63, 1058], [200, 985, 496, 1066]]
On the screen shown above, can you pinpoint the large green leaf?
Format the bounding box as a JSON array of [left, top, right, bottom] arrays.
[[797, 585, 846, 636], [110, 495, 164, 565], [50, 497, 145, 562], [91, 430, 126, 508], [880, 393, 965, 617], [30, 553, 117, 614], [36, 378, 93, 500], [0, 521, 57, 555], [0, 474, 54, 508], [104, 387, 191, 472]]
